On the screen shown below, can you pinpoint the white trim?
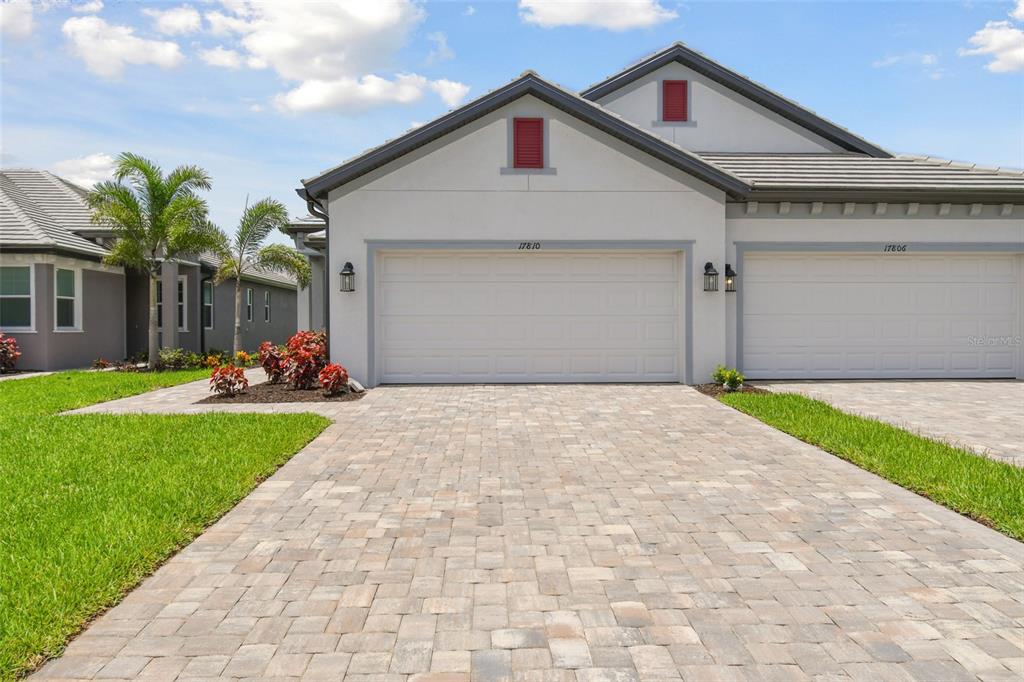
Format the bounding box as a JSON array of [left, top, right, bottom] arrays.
[[202, 280, 214, 330], [176, 275, 188, 332], [0, 263, 35, 332], [246, 287, 253, 322], [263, 289, 271, 323], [53, 266, 83, 332]]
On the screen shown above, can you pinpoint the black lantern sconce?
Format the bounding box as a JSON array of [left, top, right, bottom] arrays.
[[339, 262, 356, 292], [703, 262, 719, 292], [724, 264, 737, 293]]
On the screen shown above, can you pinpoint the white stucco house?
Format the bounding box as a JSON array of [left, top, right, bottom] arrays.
[[291, 43, 1024, 387]]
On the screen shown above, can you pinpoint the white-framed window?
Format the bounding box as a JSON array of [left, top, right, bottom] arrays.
[[246, 287, 253, 322], [156, 280, 163, 327], [202, 280, 214, 329], [54, 267, 82, 331], [0, 264, 34, 331], [264, 290, 271, 323], [176, 275, 187, 332]]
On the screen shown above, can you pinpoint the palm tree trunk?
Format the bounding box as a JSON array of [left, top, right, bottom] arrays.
[[233, 276, 243, 355], [148, 273, 160, 370]]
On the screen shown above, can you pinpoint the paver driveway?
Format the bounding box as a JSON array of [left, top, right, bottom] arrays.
[[758, 381, 1024, 467], [37, 384, 1024, 681]]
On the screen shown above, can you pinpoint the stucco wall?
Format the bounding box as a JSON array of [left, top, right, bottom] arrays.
[[202, 279, 298, 352], [1, 256, 125, 371], [596, 61, 843, 153], [326, 94, 728, 385]]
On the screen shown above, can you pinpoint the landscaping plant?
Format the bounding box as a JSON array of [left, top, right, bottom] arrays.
[[282, 331, 327, 390], [711, 364, 744, 391], [87, 153, 225, 370], [211, 198, 311, 354], [257, 341, 286, 383], [209, 364, 249, 396], [0, 333, 21, 373], [318, 363, 350, 396]]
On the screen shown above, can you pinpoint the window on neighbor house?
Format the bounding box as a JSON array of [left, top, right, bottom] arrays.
[[202, 281, 214, 329], [0, 265, 32, 330], [156, 280, 163, 327], [246, 287, 253, 322], [264, 290, 271, 323], [55, 268, 78, 330], [662, 80, 689, 122], [176, 276, 187, 332], [513, 117, 544, 169]]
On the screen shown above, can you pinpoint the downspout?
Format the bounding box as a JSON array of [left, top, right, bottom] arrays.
[[297, 188, 330, 360]]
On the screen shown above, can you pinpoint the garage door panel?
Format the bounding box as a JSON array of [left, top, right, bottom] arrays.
[[743, 253, 1019, 379], [378, 251, 683, 383]]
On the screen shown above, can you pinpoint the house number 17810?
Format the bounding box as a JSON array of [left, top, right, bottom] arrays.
[[518, 242, 541, 250]]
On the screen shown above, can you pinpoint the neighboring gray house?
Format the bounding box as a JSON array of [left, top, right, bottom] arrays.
[[294, 42, 1024, 387], [0, 168, 300, 370]]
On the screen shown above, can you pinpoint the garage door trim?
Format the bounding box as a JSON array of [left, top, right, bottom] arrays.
[[735, 241, 1024, 376], [366, 240, 695, 386]]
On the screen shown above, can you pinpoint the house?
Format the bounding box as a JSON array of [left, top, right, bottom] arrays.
[[293, 43, 1024, 387], [0, 168, 300, 370]]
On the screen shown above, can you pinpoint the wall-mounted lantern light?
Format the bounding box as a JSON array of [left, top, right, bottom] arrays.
[[703, 262, 719, 292], [724, 264, 737, 293], [339, 262, 356, 292]]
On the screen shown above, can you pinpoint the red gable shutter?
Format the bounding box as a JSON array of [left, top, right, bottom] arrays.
[[663, 80, 688, 122], [513, 118, 544, 168]]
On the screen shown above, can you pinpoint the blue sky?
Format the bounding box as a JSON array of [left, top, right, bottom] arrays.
[[1, 0, 1022, 241]]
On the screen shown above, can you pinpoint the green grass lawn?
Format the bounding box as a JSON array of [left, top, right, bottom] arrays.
[[0, 371, 329, 679], [720, 391, 1024, 541]]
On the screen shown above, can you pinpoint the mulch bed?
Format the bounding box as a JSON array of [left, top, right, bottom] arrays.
[[694, 383, 769, 398], [197, 380, 365, 404]]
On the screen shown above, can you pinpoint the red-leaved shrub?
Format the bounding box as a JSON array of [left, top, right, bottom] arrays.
[[210, 364, 249, 396], [0, 333, 21, 374], [257, 341, 286, 383], [318, 363, 350, 396], [283, 331, 327, 390]]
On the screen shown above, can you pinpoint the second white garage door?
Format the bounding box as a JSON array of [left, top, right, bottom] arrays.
[[377, 251, 683, 383], [742, 252, 1020, 379]]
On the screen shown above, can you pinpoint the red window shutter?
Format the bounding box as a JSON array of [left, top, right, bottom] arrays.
[[663, 80, 688, 122], [513, 117, 544, 169]]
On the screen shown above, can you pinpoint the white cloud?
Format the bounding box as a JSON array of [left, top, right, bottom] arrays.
[[0, 0, 34, 40], [430, 79, 471, 107], [1012, 0, 1024, 22], [518, 0, 676, 31], [143, 4, 201, 36], [62, 16, 184, 78], [871, 52, 938, 68], [200, 45, 243, 69], [960, 20, 1024, 72], [52, 152, 116, 188], [274, 74, 430, 113], [463, 5, 476, 16], [71, 1, 104, 13], [426, 31, 454, 63], [205, 1, 469, 113]]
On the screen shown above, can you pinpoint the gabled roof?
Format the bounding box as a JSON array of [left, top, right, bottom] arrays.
[[300, 72, 750, 201], [697, 153, 1024, 202], [0, 169, 109, 257], [580, 43, 890, 158]]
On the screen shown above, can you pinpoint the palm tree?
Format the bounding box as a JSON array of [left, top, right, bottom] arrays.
[[88, 153, 224, 369], [213, 198, 311, 354]]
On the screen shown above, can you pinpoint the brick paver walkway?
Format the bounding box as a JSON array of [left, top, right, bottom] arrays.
[[36, 383, 1024, 681], [759, 381, 1024, 467]]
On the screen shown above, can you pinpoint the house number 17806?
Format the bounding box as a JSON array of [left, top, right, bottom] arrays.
[[883, 244, 908, 252], [518, 242, 541, 250]]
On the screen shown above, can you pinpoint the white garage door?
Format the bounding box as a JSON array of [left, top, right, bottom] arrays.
[[377, 251, 683, 383], [743, 252, 1020, 379]]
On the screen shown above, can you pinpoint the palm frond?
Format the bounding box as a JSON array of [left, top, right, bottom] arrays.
[[253, 243, 312, 288], [166, 165, 213, 199], [235, 198, 289, 259], [167, 218, 226, 260]]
